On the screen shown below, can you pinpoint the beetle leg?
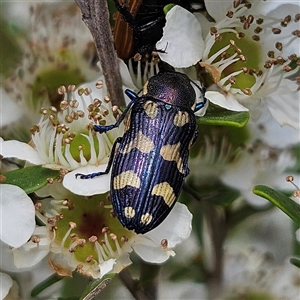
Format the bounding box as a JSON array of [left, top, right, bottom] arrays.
[[93, 89, 139, 134], [194, 97, 207, 112], [185, 167, 190, 177], [191, 130, 198, 147], [185, 130, 198, 177], [191, 81, 207, 112], [113, 0, 136, 28], [75, 137, 122, 179], [182, 183, 202, 201]]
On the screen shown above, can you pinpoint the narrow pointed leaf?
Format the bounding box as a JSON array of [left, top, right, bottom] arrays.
[[197, 104, 249, 127], [31, 273, 64, 297], [290, 257, 300, 269], [253, 185, 300, 224], [1, 165, 60, 194]]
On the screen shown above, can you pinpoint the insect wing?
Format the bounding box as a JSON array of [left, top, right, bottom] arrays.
[[111, 98, 196, 233]]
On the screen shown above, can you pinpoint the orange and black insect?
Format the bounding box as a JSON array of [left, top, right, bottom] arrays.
[[113, 0, 202, 60]]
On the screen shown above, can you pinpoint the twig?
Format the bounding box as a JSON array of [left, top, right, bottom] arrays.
[[119, 268, 158, 300], [203, 202, 226, 298], [75, 0, 125, 107]]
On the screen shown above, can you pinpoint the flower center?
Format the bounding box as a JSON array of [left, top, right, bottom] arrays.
[[201, 1, 300, 97], [30, 83, 123, 169], [32, 67, 86, 110], [208, 32, 261, 90], [48, 193, 133, 271]]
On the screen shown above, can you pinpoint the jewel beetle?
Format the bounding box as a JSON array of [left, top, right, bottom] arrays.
[[76, 72, 206, 234]]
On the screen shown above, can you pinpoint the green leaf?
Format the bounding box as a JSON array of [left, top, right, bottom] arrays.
[[138, 261, 160, 288], [292, 222, 300, 256], [164, 4, 176, 15], [228, 202, 272, 229], [197, 104, 249, 127], [290, 257, 300, 269], [290, 145, 300, 173], [0, 18, 23, 75], [1, 165, 60, 194], [79, 274, 114, 300], [31, 273, 64, 297], [253, 185, 300, 224], [207, 187, 241, 207], [183, 183, 241, 207]]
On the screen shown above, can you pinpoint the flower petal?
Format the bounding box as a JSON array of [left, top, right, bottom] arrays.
[[118, 59, 138, 92], [132, 241, 175, 264], [144, 202, 192, 248], [264, 4, 300, 56], [206, 91, 249, 112], [12, 226, 50, 268], [111, 253, 132, 274], [0, 272, 14, 299], [249, 102, 300, 148], [156, 5, 204, 68], [49, 253, 73, 277], [0, 88, 23, 127], [204, 0, 232, 23], [0, 240, 21, 272], [99, 258, 115, 277], [0, 184, 35, 248], [131, 203, 192, 263], [12, 245, 50, 269], [265, 79, 300, 129], [63, 165, 111, 196], [0, 140, 44, 164]]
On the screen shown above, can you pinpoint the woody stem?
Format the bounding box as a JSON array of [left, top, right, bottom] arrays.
[[75, 0, 125, 107]]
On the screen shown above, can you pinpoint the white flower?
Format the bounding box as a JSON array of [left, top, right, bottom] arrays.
[[189, 132, 237, 185], [189, 108, 297, 206], [131, 203, 192, 263], [0, 272, 19, 300], [8, 185, 192, 280], [0, 184, 35, 248], [222, 248, 300, 300], [1, 79, 125, 196], [0, 243, 62, 299], [156, 2, 300, 127], [220, 141, 296, 207], [2, 3, 99, 141], [248, 100, 300, 148]]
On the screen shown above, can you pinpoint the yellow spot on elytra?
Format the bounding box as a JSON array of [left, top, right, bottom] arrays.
[[124, 206, 136, 218], [143, 100, 158, 119], [173, 111, 189, 126], [113, 171, 141, 189], [142, 81, 148, 95], [160, 143, 184, 174], [120, 131, 154, 154], [140, 213, 153, 225], [151, 182, 176, 207]]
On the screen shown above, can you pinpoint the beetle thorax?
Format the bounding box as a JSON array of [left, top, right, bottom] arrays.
[[144, 72, 196, 109]]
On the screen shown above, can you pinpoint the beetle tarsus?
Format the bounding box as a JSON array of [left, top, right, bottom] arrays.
[[94, 124, 115, 134], [75, 171, 108, 179]]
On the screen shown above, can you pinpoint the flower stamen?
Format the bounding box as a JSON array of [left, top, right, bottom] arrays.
[[61, 222, 76, 251], [286, 176, 300, 198]]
